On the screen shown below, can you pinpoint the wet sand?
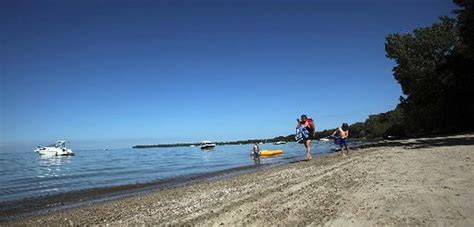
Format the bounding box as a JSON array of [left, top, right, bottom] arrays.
[[4, 134, 474, 226]]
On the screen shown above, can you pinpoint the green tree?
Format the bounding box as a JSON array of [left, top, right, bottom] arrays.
[[385, 17, 469, 134], [364, 112, 392, 138], [454, 0, 474, 58], [348, 122, 365, 138], [450, 0, 474, 131]]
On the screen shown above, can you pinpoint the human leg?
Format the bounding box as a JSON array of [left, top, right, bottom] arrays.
[[305, 140, 312, 160], [342, 140, 349, 156]]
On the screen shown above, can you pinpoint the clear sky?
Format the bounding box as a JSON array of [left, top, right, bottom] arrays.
[[1, 0, 457, 148]]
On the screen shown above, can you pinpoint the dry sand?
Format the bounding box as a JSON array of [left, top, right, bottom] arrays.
[[5, 135, 474, 226]]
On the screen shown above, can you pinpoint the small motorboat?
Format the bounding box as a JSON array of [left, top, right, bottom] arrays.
[[35, 140, 74, 156], [200, 141, 216, 149], [273, 141, 287, 145], [319, 138, 330, 142]]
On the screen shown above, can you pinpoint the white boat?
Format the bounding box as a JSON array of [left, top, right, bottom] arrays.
[[35, 141, 74, 156], [200, 141, 216, 149], [319, 138, 330, 142], [273, 141, 287, 145]]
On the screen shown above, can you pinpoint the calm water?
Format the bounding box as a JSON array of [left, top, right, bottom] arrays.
[[0, 141, 362, 202]]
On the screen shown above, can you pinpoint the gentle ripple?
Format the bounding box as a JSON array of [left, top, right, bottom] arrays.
[[0, 140, 363, 202]]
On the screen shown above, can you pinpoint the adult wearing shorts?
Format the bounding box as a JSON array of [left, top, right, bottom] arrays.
[[332, 123, 350, 156], [297, 115, 316, 160]]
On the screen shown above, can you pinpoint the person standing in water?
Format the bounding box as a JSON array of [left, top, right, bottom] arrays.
[[332, 123, 350, 156], [251, 143, 260, 157], [297, 115, 316, 160], [251, 143, 261, 165]]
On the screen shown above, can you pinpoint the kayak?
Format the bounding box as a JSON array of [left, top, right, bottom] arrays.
[[259, 149, 283, 156]]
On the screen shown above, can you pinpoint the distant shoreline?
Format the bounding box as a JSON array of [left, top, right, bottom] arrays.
[[133, 139, 278, 148], [132, 137, 372, 148]]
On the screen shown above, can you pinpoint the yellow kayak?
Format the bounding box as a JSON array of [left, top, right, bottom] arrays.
[[259, 150, 283, 156]]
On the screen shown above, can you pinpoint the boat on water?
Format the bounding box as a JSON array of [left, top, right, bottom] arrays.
[[273, 141, 287, 145], [35, 140, 74, 156], [200, 141, 216, 149], [319, 138, 330, 142], [259, 149, 283, 156]]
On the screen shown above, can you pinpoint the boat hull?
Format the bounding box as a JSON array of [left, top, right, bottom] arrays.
[[35, 148, 74, 156], [200, 145, 216, 149], [259, 150, 283, 156]]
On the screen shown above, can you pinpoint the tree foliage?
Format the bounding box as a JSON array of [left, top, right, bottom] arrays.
[[454, 0, 474, 58], [384, 2, 474, 136]]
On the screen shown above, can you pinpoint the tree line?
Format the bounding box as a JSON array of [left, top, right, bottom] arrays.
[[377, 0, 473, 138], [323, 0, 473, 139]]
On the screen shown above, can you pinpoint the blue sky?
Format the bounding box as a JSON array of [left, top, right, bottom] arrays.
[[1, 0, 456, 148]]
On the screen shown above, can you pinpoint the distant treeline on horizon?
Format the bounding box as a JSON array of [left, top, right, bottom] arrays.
[[133, 138, 286, 148], [132, 127, 365, 149]]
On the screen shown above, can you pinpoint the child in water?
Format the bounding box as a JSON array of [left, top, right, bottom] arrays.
[[251, 143, 260, 157], [332, 123, 350, 156], [251, 143, 261, 165]]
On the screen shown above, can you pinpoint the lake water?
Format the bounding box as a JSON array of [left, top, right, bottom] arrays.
[[0, 141, 362, 203]]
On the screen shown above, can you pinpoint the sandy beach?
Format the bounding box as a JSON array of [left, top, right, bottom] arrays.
[[4, 134, 474, 226]]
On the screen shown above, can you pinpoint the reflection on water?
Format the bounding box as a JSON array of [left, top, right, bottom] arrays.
[[37, 156, 73, 194], [37, 156, 72, 177], [260, 154, 283, 158], [252, 156, 261, 165], [202, 150, 213, 163], [38, 155, 72, 166]]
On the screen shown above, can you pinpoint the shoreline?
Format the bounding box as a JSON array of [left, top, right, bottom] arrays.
[[4, 134, 474, 225], [1, 141, 370, 221], [0, 161, 278, 222]]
